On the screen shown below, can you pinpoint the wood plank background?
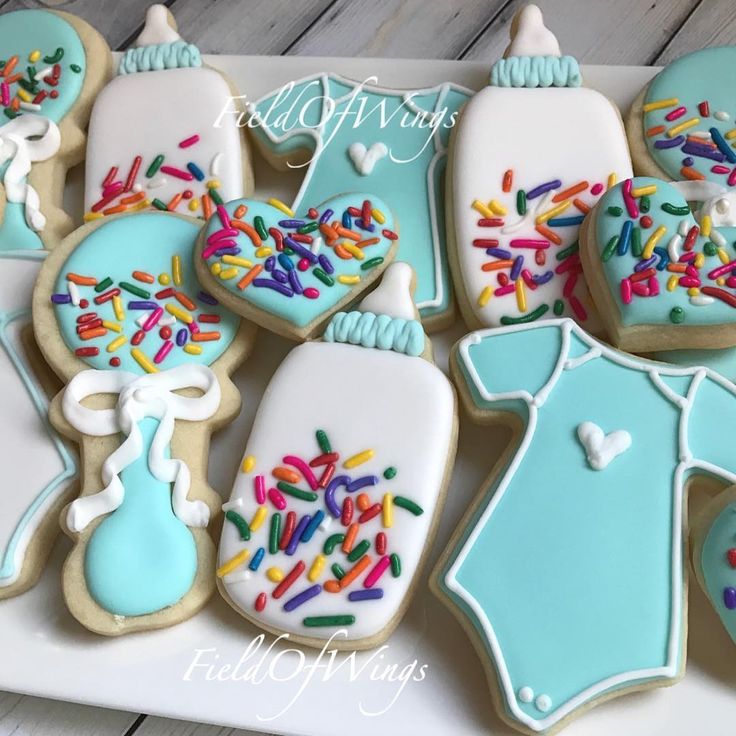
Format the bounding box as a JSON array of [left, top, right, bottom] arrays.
[[1, 0, 734, 733]]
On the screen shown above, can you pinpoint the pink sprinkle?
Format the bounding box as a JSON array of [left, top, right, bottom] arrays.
[[201, 239, 237, 259], [621, 178, 639, 219], [708, 260, 736, 279], [283, 455, 319, 490], [679, 251, 696, 263], [665, 106, 687, 121], [631, 282, 650, 297], [726, 276, 736, 288], [648, 276, 660, 296], [510, 239, 549, 249], [153, 340, 173, 364], [160, 165, 194, 181], [179, 134, 200, 149], [620, 278, 633, 305], [568, 294, 587, 321], [297, 258, 310, 272], [521, 269, 537, 289], [102, 181, 124, 198], [143, 306, 163, 331], [494, 284, 515, 296], [268, 487, 286, 510], [712, 165, 730, 174], [679, 276, 701, 288], [188, 321, 200, 335], [563, 273, 578, 298], [254, 475, 266, 504], [729, 167, 736, 187], [206, 228, 238, 245], [303, 287, 320, 299], [216, 204, 231, 229], [1, 82, 9, 107], [590, 183, 604, 196], [364, 556, 391, 588]]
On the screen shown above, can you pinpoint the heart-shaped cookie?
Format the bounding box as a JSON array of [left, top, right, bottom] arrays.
[[195, 194, 399, 340], [581, 176, 736, 352]]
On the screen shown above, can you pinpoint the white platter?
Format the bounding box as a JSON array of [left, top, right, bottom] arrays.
[[2, 55, 735, 736]]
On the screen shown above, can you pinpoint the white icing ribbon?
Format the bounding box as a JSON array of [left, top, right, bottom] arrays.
[[62, 364, 220, 533], [0, 113, 61, 232]]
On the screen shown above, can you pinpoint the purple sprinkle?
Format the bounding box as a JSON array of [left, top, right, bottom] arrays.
[[285, 515, 311, 556], [128, 300, 158, 310], [318, 253, 335, 274], [279, 219, 304, 228], [284, 236, 318, 264], [175, 328, 188, 346], [725, 587, 736, 610], [346, 475, 378, 493], [283, 584, 322, 612], [354, 219, 375, 232], [487, 247, 512, 259], [634, 256, 657, 272], [198, 291, 218, 306], [681, 141, 725, 162], [510, 255, 524, 281], [533, 271, 554, 285], [325, 476, 350, 517], [654, 135, 684, 149], [214, 246, 241, 257], [348, 589, 384, 602], [682, 156, 694, 167], [526, 179, 561, 200], [319, 208, 333, 224], [264, 255, 275, 272], [272, 268, 288, 284], [288, 268, 304, 295], [51, 293, 71, 304], [252, 278, 294, 296]]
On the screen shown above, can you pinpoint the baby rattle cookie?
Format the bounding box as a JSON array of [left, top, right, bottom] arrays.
[[33, 211, 255, 635], [433, 317, 736, 735], [217, 262, 457, 650], [84, 4, 252, 223], [447, 4, 632, 333], [195, 194, 399, 341], [580, 176, 736, 352], [0, 8, 110, 254], [627, 46, 736, 188]]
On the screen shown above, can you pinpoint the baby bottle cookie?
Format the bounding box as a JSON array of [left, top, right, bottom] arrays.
[[33, 211, 255, 635], [84, 4, 252, 223], [448, 4, 632, 332], [217, 263, 457, 649]]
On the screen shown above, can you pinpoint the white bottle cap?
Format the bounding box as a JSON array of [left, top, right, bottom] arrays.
[[504, 4, 561, 58], [359, 262, 417, 321], [135, 4, 181, 47]]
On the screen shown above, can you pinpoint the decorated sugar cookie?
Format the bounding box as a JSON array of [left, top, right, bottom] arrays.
[[33, 212, 255, 635], [248, 70, 471, 329], [433, 318, 736, 735], [217, 263, 457, 649], [447, 4, 632, 332], [627, 46, 736, 188], [195, 194, 399, 341], [84, 4, 252, 223], [580, 176, 736, 351], [0, 8, 110, 254]]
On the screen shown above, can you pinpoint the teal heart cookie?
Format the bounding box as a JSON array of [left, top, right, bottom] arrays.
[[195, 194, 399, 340], [583, 176, 736, 351]]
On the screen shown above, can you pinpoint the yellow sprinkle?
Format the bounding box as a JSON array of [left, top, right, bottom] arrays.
[[694, 253, 705, 268], [102, 320, 122, 333], [222, 255, 253, 268], [172, 254, 182, 286], [344, 449, 375, 469], [131, 348, 158, 373], [241, 455, 256, 473], [725, 129, 736, 140], [106, 335, 127, 352], [112, 294, 125, 321], [717, 277, 726, 286], [607, 172, 617, 189], [268, 198, 295, 217], [718, 248, 730, 264], [515, 278, 527, 312], [536, 199, 571, 225], [254, 246, 272, 258], [158, 273, 170, 285], [29, 50, 41, 63], [219, 266, 239, 280], [478, 285, 493, 307], [701, 214, 712, 238], [687, 287, 700, 297], [183, 344, 202, 355], [667, 117, 699, 137], [217, 549, 250, 577], [488, 199, 507, 216], [666, 275, 678, 292], [207, 179, 221, 189], [131, 199, 150, 212], [338, 275, 360, 285], [83, 212, 103, 222], [308, 554, 326, 582], [382, 493, 393, 528], [210, 262, 222, 276], [642, 225, 667, 259], [642, 97, 679, 112], [266, 567, 284, 583], [16, 88, 31, 102], [472, 199, 494, 218], [371, 208, 386, 224], [188, 198, 200, 211], [342, 242, 365, 260], [165, 303, 193, 323], [630, 184, 657, 198], [250, 506, 268, 532]]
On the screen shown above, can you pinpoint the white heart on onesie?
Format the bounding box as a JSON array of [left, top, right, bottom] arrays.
[[348, 141, 388, 175], [577, 421, 631, 471]]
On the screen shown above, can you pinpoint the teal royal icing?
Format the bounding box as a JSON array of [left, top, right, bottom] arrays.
[[118, 40, 201, 75], [490, 55, 581, 88], [324, 310, 425, 356], [251, 74, 471, 321], [657, 345, 736, 381], [439, 319, 736, 732], [643, 46, 736, 188]]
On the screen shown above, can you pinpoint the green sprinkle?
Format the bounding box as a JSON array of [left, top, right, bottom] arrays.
[[553, 299, 564, 316], [383, 466, 397, 479], [283, 246, 294, 256], [516, 190, 527, 216], [225, 510, 251, 541], [631, 227, 642, 257], [639, 195, 650, 213], [151, 198, 167, 211], [390, 553, 401, 578], [704, 241, 718, 256], [500, 304, 549, 325], [43, 47, 64, 65], [119, 281, 151, 299], [331, 563, 345, 580], [254, 215, 268, 240], [3, 109, 19, 119], [606, 206, 623, 217], [94, 276, 113, 293], [347, 539, 371, 562], [145, 154, 165, 178], [601, 235, 619, 262], [670, 306, 685, 324], [661, 202, 690, 216], [19, 77, 38, 94], [316, 429, 331, 453], [276, 481, 317, 502], [323, 533, 345, 555], [209, 188, 224, 205], [297, 222, 319, 234], [313, 267, 334, 286], [393, 496, 424, 516], [70, 63, 82, 73], [303, 615, 355, 627], [556, 241, 579, 261], [361, 256, 384, 270], [269, 512, 281, 554]]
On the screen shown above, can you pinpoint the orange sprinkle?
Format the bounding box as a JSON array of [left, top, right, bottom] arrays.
[[324, 580, 341, 593], [681, 166, 705, 181], [667, 263, 688, 273], [121, 191, 146, 206], [356, 493, 371, 511], [237, 264, 263, 290], [174, 291, 196, 310], [334, 225, 361, 241], [167, 192, 183, 211], [231, 219, 262, 246], [10, 98, 19, 112], [502, 169, 513, 193], [273, 467, 301, 483], [356, 237, 380, 248], [3, 55, 18, 78], [102, 204, 127, 215], [319, 223, 339, 243], [339, 555, 373, 589], [132, 270, 154, 284], [686, 135, 716, 147], [334, 244, 353, 260], [552, 181, 589, 203], [4, 73, 21, 85], [646, 125, 666, 137], [202, 193, 213, 220], [572, 198, 590, 214], [191, 331, 220, 342], [342, 523, 359, 553], [535, 224, 561, 245], [481, 259, 514, 272], [79, 327, 106, 340], [234, 204, 247, 219], [67, 273, 97, 286]]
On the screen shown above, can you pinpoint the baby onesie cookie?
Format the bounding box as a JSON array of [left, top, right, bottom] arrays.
[[433, 317, 736, 735], [0, 8, 110, 254], [580, 176, 736, 351], [248, 70, 471, 329], [84, 4, 252, 223], [195, 194, 399, 341], [447, 4, 632, 332], [627, 46, 736, 188], [33, 211, 255, 635], [217, 263, 457, 650]]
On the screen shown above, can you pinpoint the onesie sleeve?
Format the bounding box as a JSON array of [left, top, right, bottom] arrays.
[[688, 372, 736, 476]]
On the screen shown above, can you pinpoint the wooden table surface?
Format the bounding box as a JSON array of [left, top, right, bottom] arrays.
[[1, 0, 734, 733]]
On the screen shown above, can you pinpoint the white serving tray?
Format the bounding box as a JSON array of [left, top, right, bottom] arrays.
[[2, 55, 735, 736]]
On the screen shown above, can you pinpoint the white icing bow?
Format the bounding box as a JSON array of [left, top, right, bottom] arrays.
[[62, 364, 220, 533], [671, 180, 736, 228], [0, 113, 61, 232]]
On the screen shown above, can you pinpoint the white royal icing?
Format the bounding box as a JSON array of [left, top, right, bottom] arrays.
[[504, 4, 561, 58], [134, 4, 181, 47], [347, 141, 388, 176], [359, 262, 417, 321], [577, 421, 632, 470]]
